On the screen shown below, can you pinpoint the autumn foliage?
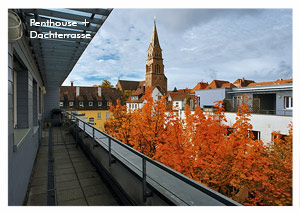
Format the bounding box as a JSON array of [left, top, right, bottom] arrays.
[[105, 91, 292, 206]]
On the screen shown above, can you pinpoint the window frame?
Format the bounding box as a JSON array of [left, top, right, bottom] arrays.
[[69, 101, 74, 107], [98, 101, 102, 106], [59, 102, 63, 107], [284, 96, 293, 109], [97, 112, 101, 119], [89, 102, 93, 107]]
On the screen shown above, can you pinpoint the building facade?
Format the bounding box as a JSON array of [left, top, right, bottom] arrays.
[[60, 84, 122, 130], [194, 78, 293, 143], [8, 8, 112, 205]]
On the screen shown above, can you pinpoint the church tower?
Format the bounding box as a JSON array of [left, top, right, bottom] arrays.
[[145, 19, 167, 95]]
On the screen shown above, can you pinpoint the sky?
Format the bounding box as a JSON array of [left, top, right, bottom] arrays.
[[62, 9, 292, 90]]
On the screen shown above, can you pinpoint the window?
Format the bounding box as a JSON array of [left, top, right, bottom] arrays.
[[233, 95, 242, 107], [97, 113, 101, 119], [135, 104, 138, 108], [158, 95, 161, 100], [272, 133, 287, 142], [225, 128, 235, 136], [284, 96, 293, 109], [39, 87, 41, 114], [60, 102, 63, 107], [89, 102, 93, 106], [106, 113, 110, 119], [175, 102, 179, 107], [33, 80, 38, 126], [107, 102, 110, 106], [251, 130, 261, 140], [69, 102, 74, 106], [14, 56, 28, 128], [89, 117, 94, 123], [197, 96, 200, 106], [79, 101, 83, 107], [98, 101, 102, 106]]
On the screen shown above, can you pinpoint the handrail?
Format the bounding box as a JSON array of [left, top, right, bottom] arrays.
[[64, 111, 241, 206]]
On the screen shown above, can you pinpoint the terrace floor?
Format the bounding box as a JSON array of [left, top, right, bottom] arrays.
[[24, 125, 120, 206]]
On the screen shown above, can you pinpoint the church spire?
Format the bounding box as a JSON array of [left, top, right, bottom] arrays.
[[150, 16, 160, 48]]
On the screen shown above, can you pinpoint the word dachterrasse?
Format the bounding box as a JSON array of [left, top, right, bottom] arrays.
[[29, 19, 92, 39]]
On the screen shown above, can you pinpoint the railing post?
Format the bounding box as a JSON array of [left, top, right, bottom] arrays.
[[92, 127, 96, 149], [108, 137, 112, 166], [142, 158, 147, 202], [76, 118, 79, 148]]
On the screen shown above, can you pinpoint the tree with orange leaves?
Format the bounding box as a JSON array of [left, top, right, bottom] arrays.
[[104, 91, 293, 206], [262, 124, 293, 206], [104, 99, 134, 146], [129, 90, 168, 158]]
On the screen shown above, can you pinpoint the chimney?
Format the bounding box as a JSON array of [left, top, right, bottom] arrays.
[[242, 77, 245, 81], [98, 87, 102, 97], [76, 86, 80, 96], [71, 81, 74, 87]]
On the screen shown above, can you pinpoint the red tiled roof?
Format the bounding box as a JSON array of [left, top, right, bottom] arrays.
[[205, 80, 235, 89], [220, 83, 236, 88], [191, 82, 209, 93], [117, 80, 142, 91], [60, 86, 75, 101], [172, 93, 194, 101], [247, 78, 293, 87], [60, 86, 121, 104], [233, 78, 255, 87]]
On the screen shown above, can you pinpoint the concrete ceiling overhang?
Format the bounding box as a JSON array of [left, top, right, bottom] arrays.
[[16, 8, 112, 87]]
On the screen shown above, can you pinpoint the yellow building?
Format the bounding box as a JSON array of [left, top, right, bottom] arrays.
[[75, 109, 111, 131], [60, 83, 122, 131]]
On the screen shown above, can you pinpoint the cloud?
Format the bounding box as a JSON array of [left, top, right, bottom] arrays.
[[63, 9, 292, 90]]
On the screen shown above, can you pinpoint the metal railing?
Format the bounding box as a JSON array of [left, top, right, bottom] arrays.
[[64, 111, 241, 206], [224, 98, 292, 116]]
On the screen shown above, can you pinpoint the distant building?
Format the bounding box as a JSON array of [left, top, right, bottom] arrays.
[[116, 80, 140, 91], [126, 19, 167, 110], [194, 79, 238, 110], [233, 77, 255, 88], [60, 83, 122, 130], [167, 90, 195, 111], [116, 80, 142, 102], [193, 78, 293, 142], [190, 82, 209, 94]]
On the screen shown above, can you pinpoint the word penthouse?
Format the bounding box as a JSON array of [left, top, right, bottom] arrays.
[[29, 19, 92, 39]]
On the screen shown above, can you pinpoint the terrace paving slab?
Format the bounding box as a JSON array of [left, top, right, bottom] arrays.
[[58, 198, 88, 206], [86, 194, 118, 206], [56, 188, 84, 203], [25, 127, 120, 206]]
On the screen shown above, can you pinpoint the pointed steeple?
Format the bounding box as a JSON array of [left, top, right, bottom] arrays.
[[150, 16, 160, 48]]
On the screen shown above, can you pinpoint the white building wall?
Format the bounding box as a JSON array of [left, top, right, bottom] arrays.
[[224, 112, 292, 143], [175, 110, 292, 144], [173, 101, 183, 110]]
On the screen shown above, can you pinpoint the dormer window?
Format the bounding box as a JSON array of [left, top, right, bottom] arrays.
[[79, 101, 84, 107], [60, 102, 63, 107], [107, 102, 110, 106], [69, 102, 74, 106], [131, 96, 138, 101], [98, 101, 102, 106], [89, 102, 93, 106]]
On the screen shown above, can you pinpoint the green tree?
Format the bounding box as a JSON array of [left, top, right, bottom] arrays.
[[101, 79, 113, 88]]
